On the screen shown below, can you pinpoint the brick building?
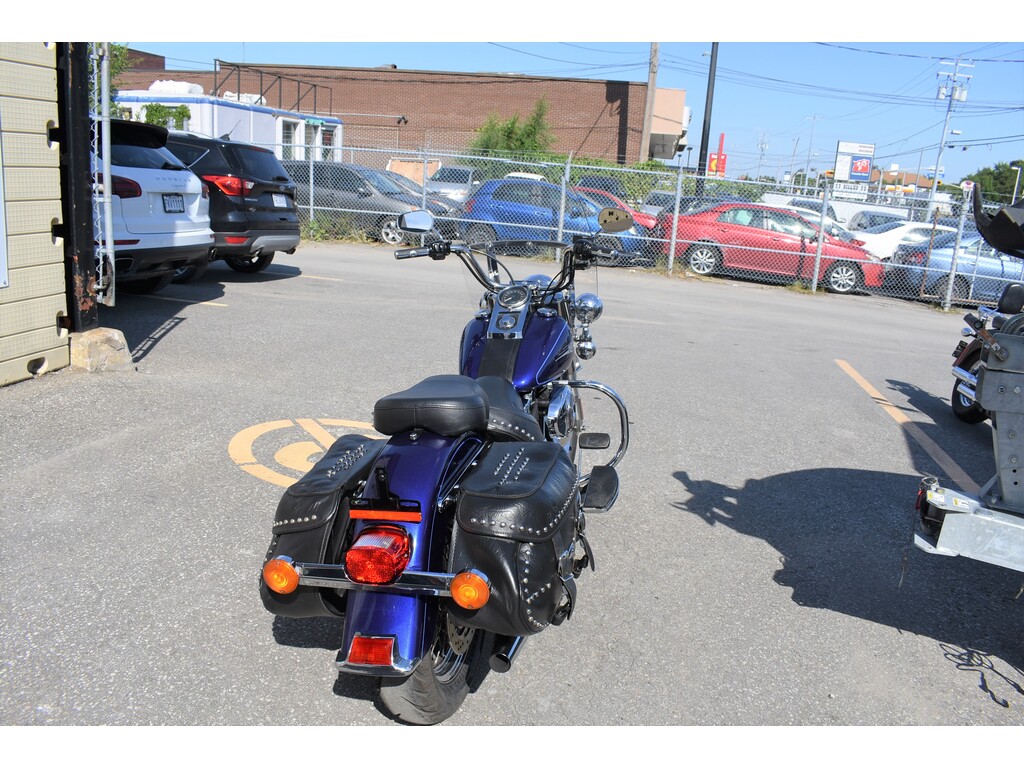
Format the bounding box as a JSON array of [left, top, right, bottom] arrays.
[[117, 50, 688, 166]]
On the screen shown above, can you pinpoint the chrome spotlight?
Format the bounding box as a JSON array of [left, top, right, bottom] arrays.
[[575, 293, 603, 323]]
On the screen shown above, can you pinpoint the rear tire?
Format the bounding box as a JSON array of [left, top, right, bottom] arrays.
[[171, 260, 209, 284], [951, 353, 987, 424], [120, 272, 173, 294], [465, 224, 496, 245], [225, 252, 274, 273], [935, 275, 969, 304], [824, 262, 862, 294], [685, 243, 721, 275], [379, 611, 488, 725]]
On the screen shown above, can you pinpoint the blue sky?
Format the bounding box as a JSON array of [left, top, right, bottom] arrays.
[[118, 34, 1024, 187]]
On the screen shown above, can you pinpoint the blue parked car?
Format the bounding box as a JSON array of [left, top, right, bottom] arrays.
[[459, 178, 649, 266], [884, 233, 1024, 303]]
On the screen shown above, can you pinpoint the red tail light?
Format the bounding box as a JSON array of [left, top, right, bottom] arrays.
[[345, 526, 411, 584], [464, 198, 475, 214], [99, 174, 141, 199], [851, 239, 865, 247], [202, 174, 255, 197], [348, 636, 395, 666]]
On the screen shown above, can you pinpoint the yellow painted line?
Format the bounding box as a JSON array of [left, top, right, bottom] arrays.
[[274, 441, 323, 474], [835, 359, 980, 494], [295, 418, 338, 450], [143, 295, 228, 307], [228, 419, 295, 465]]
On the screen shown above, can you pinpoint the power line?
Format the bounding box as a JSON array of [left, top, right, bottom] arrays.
[[813, 42, 1024, 63]]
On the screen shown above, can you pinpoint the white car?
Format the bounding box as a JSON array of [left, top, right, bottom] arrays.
[[100, 120, 214, 293], [854, 220, 957, 261], [782, 206, 863, 244]]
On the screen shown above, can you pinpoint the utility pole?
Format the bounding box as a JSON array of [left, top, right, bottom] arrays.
[[926, 56, 973, 221], [755, 133, 768, 182], [804, 116, 819, 194], [696, 42, 719, 197], [789, 137, 799, 193], [638, 42, 659, 164]]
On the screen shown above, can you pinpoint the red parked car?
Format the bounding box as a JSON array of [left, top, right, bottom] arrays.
[[657, 202, 884, 294], [574, 186, 657, 230]]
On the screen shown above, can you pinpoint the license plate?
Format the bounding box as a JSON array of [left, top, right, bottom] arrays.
[[272, 194, 288, 208], [162, 194, 185, 213]]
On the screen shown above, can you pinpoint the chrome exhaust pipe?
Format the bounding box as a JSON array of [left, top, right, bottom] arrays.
[[489, 635, 526, 673], [957, 382, 978, 403], [951, 366, 978, 387]]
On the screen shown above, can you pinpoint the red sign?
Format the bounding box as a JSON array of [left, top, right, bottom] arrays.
[[709, 153, 727, 177], [852, 158, 872, 174]]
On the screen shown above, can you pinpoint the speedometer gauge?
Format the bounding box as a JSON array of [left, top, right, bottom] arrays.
[[497, 285, 530, 309]]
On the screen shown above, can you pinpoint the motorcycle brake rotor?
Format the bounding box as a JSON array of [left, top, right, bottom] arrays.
[[446, 613, 475, 656]]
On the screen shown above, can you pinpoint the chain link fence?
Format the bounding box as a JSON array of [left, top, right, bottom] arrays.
[[261, 140, 1010, 307]]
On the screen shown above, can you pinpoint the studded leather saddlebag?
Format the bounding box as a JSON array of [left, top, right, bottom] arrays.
[[260, 433, 384, 618], [448, 442, 579, 636]]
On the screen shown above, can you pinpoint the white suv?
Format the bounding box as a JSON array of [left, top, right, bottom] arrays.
[[100, 120, 214, 293]]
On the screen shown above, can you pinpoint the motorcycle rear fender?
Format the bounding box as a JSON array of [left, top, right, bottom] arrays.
[[335, 431, 484, 676], [953, 337, 984, 367]]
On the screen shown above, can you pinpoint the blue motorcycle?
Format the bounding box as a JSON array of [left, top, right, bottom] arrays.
[[260, 208, 632, 724]]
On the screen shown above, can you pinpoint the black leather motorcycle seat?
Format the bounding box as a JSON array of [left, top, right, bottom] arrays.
[[476, 376, 544, 442], [374, 375, 488, 437]]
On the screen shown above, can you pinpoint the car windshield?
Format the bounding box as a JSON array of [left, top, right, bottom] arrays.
[[107, 143, 185, 170], [361, 168, 407, 195], [432, 167, 472, 184]]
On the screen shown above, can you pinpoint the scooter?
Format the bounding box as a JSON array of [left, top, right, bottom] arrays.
[[259, 207, 633, 724]]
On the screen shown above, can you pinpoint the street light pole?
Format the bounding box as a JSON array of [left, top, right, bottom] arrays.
[[1012, 165, 1022, 205]]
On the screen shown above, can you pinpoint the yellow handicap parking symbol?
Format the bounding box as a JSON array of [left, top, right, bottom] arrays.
[[228, 418, 378, 488]]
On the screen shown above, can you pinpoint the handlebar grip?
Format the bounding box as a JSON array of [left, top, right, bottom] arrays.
[[394, 247, 432, 260]]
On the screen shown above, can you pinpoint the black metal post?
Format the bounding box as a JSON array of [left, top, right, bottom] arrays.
[[695, 42, 718, 198], [54, 42, 98, 332]]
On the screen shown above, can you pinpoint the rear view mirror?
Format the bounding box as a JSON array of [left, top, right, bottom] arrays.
[[597, 207, 633, 233], [398, 209, 435, 233]]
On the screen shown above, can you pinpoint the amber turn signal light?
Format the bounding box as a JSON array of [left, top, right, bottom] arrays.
[[262, 557, 300, 594], [451, 570, 490, 610]]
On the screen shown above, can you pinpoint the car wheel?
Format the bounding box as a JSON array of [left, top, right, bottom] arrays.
[[594, 236, 623, 267], [465, 224, 496, 244], [120, 272, 173, 294], [824, 262, 862, 294], [225, 252, 275, 273], [171, 260, 208, 284], [685, 243, 721, 276], [935, 276, 969, 304], [378, 218, 405, 245]]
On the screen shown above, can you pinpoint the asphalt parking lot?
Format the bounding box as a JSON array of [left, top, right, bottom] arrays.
[[1, 241, 1022, 727]]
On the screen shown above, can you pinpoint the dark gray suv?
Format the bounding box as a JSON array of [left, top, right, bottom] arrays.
[[164, 132, 300, 281]]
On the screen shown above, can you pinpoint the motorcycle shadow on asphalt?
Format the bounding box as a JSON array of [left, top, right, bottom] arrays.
[[672, 466, 1024, 705], [271, 616, 379, 705]]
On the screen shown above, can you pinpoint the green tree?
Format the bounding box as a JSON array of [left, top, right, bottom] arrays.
[[472, 98, 556, 153], [141, 103, 192, 130], [964, 161, 1024, 202]]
